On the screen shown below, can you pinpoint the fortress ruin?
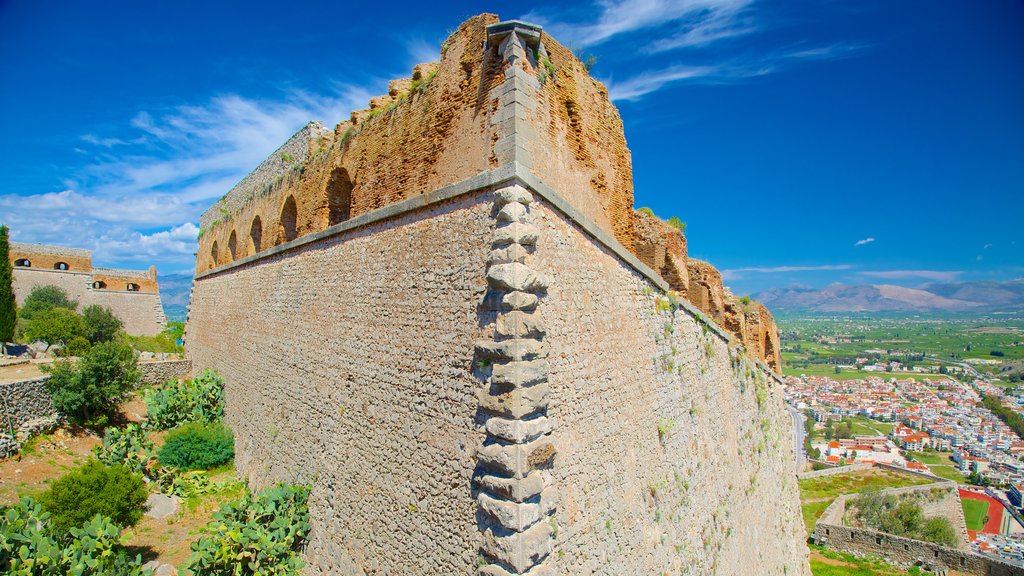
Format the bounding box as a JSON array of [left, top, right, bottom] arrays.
[[185, 15, 807, 575], [8, 241, 167, 336]]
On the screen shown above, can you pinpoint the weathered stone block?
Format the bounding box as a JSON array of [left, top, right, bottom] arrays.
[[497, 201, 529, 224], [493, 186, 533, 206], [475, 338, 547, 362], [480, 518, 552, 573], [476, 436, 556, 478], [479, 562, 555, 576], [479, 382, 550, 419], [493, 223, 539, 247], [490, 359, 548, 387], [495, 311, 546, 339], [478, 486, 555, 532], [484, 414, 551, 443], [487, 262, 546, 293], [488, 244, 531, 265], [479, 470, 546, 502]]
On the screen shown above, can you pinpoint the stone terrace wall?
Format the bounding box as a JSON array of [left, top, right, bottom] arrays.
[[186, 190, 496, 574], [529, 197, 809, 575], [815, 518, 1018, 575], [138, 360, 192, 387], [0, 377, 55, 435]]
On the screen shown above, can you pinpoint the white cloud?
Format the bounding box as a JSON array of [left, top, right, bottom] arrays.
[[526, 0, 753, 49], [527, 0, 867, 101], [854, 237, 875, 247], [1, 86, 374, 270], [860, 270, 963, 282], [720, 264, 853, 281]]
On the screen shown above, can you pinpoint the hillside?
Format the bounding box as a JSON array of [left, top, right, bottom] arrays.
[[756, 279, 1024, 313], [158, 272, 193, 322]]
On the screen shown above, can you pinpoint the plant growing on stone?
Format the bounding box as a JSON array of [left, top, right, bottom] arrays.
[[0, 225, 14, 343], [186, 483, 311, 576], [158, 422, 234, 471], [38, 459, 149, 533], [0, 496, 148, 575], [44, 341, 140, 428], [144, 368, 224, 430]]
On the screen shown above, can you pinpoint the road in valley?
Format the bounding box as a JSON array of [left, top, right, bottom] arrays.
[[788, 405, 806, 470]]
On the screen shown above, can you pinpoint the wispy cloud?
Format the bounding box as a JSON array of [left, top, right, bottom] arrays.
[[854, 237, 875, 247], [860, 270, 963, 282], [526, 0, 867, 101], [721, 264, 853, 281], [526, 0, 753, 49], [2, 86, 373, 271]]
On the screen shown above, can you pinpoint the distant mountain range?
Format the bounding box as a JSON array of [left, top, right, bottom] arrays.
[[158, 273, 194, 322], [755, 279, 1024, 313]]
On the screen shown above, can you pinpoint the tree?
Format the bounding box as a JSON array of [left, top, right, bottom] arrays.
[[82, 304, 123, 343], [922, 517, 959, 547], [22, 306, 88, 345], [19, 284, 77, 321], [44, 340, 140, 428], [0, 225, 14, 343]]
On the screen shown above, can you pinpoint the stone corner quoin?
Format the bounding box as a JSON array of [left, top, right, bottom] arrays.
[[184, 13, 808, 576]]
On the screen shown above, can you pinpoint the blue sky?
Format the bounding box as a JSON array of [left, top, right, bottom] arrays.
[[1, 0, 1021, 295]]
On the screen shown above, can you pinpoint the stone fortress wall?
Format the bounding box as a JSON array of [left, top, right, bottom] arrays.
[[185, 15, 807, 575], [8, 242, 167, 336], [813, 481, 1020, 575]]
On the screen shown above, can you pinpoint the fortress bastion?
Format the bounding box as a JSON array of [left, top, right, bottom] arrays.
[[185, 14, 807, 575]]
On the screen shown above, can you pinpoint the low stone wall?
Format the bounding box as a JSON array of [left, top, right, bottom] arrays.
[[0, 377, 55, 435], [0, 376, 60, 459], [813, 482, 1018, 575], [138, 359, 192, 387], [797, 463, 874, 480], [814, 523, 1019, 575]]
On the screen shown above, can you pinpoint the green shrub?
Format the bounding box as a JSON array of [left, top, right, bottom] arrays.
[[21, 306, 87, 345], [95, 424, 153, 474], [158, 422, 234, 471], [187, 483, 311, 575], [38, 459, 148, 534], [18, 284, 77, 321], [0, 496, 147, 575], [144, 369, 224, 429], [82, 304, 123, 343], [63, 335, 92, 357], [44, 341, 140, 428]]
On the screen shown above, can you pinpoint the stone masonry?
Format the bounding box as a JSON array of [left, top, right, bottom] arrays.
[[8, 241, 167, 336], [185, 15, 810, 575]]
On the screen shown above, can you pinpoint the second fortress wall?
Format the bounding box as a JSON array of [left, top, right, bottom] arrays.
[[185, 172, 809, 574]]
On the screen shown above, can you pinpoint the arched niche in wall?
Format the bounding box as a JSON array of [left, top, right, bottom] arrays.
[[278, 196, 298, 244], [126, 283, 140, 292], [14, 259, 30, 267], [92, 280, 107, 289], [210, 241, 219, 270], [249, 216, 262, 254], [228, 230, 237, 262], [54, 261, 69, 270], [326, 167, 354, 227]]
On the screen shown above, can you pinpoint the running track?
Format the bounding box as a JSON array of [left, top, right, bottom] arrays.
[[960, 488, 1005, 539]]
